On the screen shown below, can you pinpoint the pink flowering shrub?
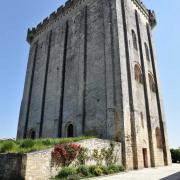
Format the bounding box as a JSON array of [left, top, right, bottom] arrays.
[[51, 143, 82, 166]]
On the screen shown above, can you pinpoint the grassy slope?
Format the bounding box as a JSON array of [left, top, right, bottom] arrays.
[[0, 136, 93, 154]]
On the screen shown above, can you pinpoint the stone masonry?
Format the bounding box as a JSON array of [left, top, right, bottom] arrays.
[[0, 139, 121, 180], [17, 0, 172, 169]]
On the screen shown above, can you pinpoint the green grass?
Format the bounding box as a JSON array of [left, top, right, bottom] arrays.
[[0, 136, 94, 154]]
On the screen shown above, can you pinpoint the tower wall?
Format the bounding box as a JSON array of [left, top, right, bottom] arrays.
[[115, 0, 171, 169], [17, 0, 171, 169], [17, 0, 120, 140], [17, 43, 38, 138]]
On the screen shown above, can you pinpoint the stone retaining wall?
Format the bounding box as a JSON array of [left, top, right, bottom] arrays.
[[0, 138, 121, 180], [0, 153, 24, 180]]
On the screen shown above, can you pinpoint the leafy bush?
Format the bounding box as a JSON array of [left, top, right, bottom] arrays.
[[89, 165, 97, 175], [93, 167, 103, 176], [89, 165, 102, 176], [52, 144, 82, 166], [100, 166, 109, 175], [118, 165, 125, 172], [58, 167, 77, 178], [56, 164, 125, 179], [77, 165, 90, 176], [108, 169, 114, 174], [171, 149, 180, 163], [0, 141, 16, 153], [108, 164, 120, 173]]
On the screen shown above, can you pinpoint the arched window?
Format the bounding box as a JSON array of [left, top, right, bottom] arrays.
[[148, 73, 156, 92], [134, 64, 143, 84], [144, 43, 150, 61], [67, 124, 74, 137], [132, 30, 138, 50], [29, 129, 36, 139], [155, 127, 162, 148]]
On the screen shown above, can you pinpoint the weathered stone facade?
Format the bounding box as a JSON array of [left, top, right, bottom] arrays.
[[0, 139, 122, 180], [17, 0, 172, 169], [0, 153, 24, 180]]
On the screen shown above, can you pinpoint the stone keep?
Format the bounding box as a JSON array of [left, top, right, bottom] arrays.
[[17, 0, 172, 169]]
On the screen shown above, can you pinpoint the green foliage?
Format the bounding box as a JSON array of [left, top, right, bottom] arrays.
[[108, 164, 120, 173], [107, 164, 124, 173], [92, 149, 106, 166], [58, 167, 77, 178], [77, 147, 88, 165], [104, 142, 116, 166], [89, 165, 102, 176], [100, 166, 109, 175], [89, 164, 124, 176], [171, 149, 180, 163], [42, 139, 52, 146], [92, 142, 117, 166], [77, 165, 90, 176], [19, 139, 35, 148], [55, 164, 125, 179], [108, 169, 114, 174], [0, 136, 94, 153], [0, 141, 17, 153], [93, 167, 103, 176], [89, 165, 97, 175], [118, 165, 125, 171]]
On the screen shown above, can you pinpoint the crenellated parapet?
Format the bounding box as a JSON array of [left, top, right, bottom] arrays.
[[27, 0, 82, 44], [27, 0, 157, 44], [132, 0, 149, 16], [131, 0, 157, 28]]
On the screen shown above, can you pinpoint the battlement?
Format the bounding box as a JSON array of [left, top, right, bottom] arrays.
[[27, 0, 156, 44], [132, 0, 157, 28], [133, 0, 149, 15], [27, 0, 81, 43]]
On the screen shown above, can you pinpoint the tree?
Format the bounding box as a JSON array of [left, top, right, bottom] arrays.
[[170, 149, 180, 163]]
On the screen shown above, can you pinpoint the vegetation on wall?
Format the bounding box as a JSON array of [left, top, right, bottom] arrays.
[[0, 136, 93, 153], [0, 137, 124, 179], [92, 142, 117, 166], [52, 143, 89, 167], [52, 143, 82, 166], [52, 141, 124, 179], [170, 148, 180, 163]]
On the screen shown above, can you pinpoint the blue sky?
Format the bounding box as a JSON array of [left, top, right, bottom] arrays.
[[0, 0, 179, 148]]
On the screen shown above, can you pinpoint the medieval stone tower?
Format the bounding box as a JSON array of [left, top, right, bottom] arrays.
[[17, 0, 172, 169]]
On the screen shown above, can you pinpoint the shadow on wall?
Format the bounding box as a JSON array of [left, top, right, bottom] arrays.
[[160, 171, 180, 180]]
